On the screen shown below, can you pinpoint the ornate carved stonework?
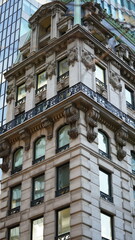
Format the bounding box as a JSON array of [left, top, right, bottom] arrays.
[[115, 127, 128, 161], [110, 71, 122, 92], [46, 61, 56, 79], [35, 89, 47, 104], [19, 129, 31, 151], [15, 102, 25, 115], [67, 47, 78, 66], [6, 83, 15, 103], [81, 50, 95, 71], [0, 159, 9, 172], [0, 140, 11, 172], [64, 103, 79, 139], [85, 107, 100, 143], [25, 73, 35, 92], [42, 117, 54, 140]]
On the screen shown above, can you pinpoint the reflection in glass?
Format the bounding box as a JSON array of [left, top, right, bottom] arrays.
[[35, 137, 46, 160], [33, 175, 44, 200], [101, 213, 112, 240], [13, 148, 23, 169], [32, 217, 43, 240], [37, 71, 47, 90], [125, 88, 133, 105], [59, 58, 69, 77], [99, 170, 109, 195], [58, 208, 70, 236], [98, 131, 108, 154], [131, 151, 135, 172], [11, 185, 21, 209], [57, 163, 69, 191], [58, 125, 70, 149], [95, 65, 105, 84], [17, 84, 26, 101], [9, 226, 19, 240]]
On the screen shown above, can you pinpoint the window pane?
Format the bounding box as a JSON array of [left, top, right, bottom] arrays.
[[58, 208, 70, 236], [101, 213, 112, 240], [14, 148, 23, 168], [17, 84, 26, 101], [11, 185, 21, 209], [9, 226, 19, 240], [131, 152, 135, 171], [32, 217, 43, 240], [59, 58, 68, 76], [35, 137, 46, 160], [37, 71, 47, 89], [125, 88, 133, 105], [20, 18, 30, 36], [58, 125, 70, 148], [33, 175, 44, 200], [95, 65, 105, 83], [58, 164, 69, 190], [98, 131, 108, 154], [99, 170, 109, 195]]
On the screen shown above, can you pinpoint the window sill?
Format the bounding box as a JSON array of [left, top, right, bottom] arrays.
[[31, 197, 44, 207], [55, 186, 69, 197]]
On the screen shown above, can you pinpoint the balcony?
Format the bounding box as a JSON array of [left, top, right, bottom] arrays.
[[100, 191, 113, 203], [55, 232, 70, 240]]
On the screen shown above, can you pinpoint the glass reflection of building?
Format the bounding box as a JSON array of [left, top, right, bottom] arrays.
[[0, 0, 41, 185]]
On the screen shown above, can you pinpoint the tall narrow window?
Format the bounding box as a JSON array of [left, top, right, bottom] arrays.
[[58, 58, 69, 82], [12, 148, 23, 174], [101, 212, 113, 240], [56, 207, 70, 240], [56, 163, 69, 196], [99, 169, 113, 202], [31, 174, 44, 206], [32, 217, 43, 240], [95, 64, 106, 87], [9, 185, 21, 215], [125, 87, 134, 109], [98, 130, 109, 158], [9, 226, 20, 240], [131, 151, 135, 174], [133, 187, 135, 206], [57, 125, 70, 153], [36, 71, 47, 94], [16, 83, 26, 105], [33, 136, 46, 164]]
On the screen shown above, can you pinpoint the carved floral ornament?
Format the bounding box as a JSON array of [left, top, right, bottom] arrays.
[[67, 47, 78, 66], [115, 127, 128, 161], [0, 140, 11, 172], [81, 50, 95, 71], [109, 71, 122, 92], [64, 103, 79, 139], [85, 107, 100, 143]]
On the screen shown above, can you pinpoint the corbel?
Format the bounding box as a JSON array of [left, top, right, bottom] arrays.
[[81, 50, 95, 71], [0, 140, 11, 172], [19, 129, 31, 151], [42, 117, 54, 140], [109, 71, 122, 92], [46, 61, 56, 79], [64, 103, 79, 139], [67, 47, 78, 67], [85, 107, 100, 143], [115, 127, 128, 161]]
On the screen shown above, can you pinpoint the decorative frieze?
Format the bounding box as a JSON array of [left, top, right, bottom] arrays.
[[6, 83, 15, 103], [67, 47, 78, 66], [42, 117, 54, 140], [115, 127, 128, 161], [46, 61, 56, 79], [85, 107, 100, 143], [25, 73, 35, 92], [81, 50, 95, 71], [64, 103, 79, 139], [109, 71, 122, 92], [19, 129, 31, 151]]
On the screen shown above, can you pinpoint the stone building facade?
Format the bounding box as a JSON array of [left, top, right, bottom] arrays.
[[0, 1, 135, 240]]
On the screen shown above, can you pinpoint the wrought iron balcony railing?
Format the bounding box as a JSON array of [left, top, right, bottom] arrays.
[[100, 191, 113, 203], [56, 186, 69, 197], [0, 83, 134, 135], [55, 232, 70, 240]]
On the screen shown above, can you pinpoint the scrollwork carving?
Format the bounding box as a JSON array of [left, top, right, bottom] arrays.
[[46, 61, 56, 79], [115, 127, 128, 161], [85, 107, 100, 143], [67, 47, 78, 66], [110, 71, 122, 91], [81, 50, 95, 71], [64, 103, 79, 139]]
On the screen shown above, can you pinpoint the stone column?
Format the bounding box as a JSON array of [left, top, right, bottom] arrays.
[[46, 53, 57, 99], [30, 23, 39, 53]]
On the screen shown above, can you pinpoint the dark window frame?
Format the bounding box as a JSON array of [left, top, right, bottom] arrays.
[[33, 136, 46, 164], [57, 57, 69, 83], [9, 184, 21, 215], [11, 147, 23, 175], [101, 212, 114, 240], [31, 216, 44, 240], [16, 83, 26, 106], [99, 168, 113, 203], [98, 130, 110, 159], [36, 70, 47, 94], [131, 151, 135, 175], [31, 174, 44, 207], [56, 163, 69, 197], [95, 64, 106, 88], [56, 125, 70, 153], [8, 225, 20, 240], [125, 86, 134, 110], [56, 206, 70, 240]]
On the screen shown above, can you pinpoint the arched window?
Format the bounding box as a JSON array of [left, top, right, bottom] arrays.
[[131, 151, 135, 174], [57, 125, 70, 152], [33, 136, 46, 164], [12, 148, 23, 174], [98, 130, 110, 158]]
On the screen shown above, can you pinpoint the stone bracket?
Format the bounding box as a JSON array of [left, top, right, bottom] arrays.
[[19, 129, 31, 151], [81, 50, 95, 71], [0, 140, 11, 172], [85, 107, 100, 143], [46, 61, 56, 79], [67, 47, 78, 66], [110, 70, 122, 92], [25, 73, 35, 92], [115, 127, 128, 161], [42, 117, 54, 140], [64, 103, 79, 139]]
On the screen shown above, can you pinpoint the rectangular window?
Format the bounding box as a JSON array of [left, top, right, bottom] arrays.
[[133, 187, 135, 206], [99, 169, 113, 202], [95, 64, 106, 87], [32, 217, 43, 240], [36, 71, 47, 94], [125, 87, 134, 109], [131, 151, 135, 174], [9, 185, 21, 215], [16, 83, 26, 105], [9, 226, 20, 240], [56, 207, 70, 240], [31, 174, 44, 207], [56, 163, 69, 197], [58, 58, 69, 82], [101, 212, 113, 240]]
